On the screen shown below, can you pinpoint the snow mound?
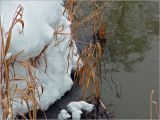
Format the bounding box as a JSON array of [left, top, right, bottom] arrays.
[[1, 0, 80, 118], [1, 0, 63, 59], [58, 101, 94, 120], [67, 101, 94, 113]]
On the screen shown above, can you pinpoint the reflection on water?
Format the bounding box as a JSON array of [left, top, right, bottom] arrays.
[[105, 1, 158, 72], [77, 1, 159, 119]]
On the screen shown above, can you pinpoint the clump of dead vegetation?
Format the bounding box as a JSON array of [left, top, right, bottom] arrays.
[[0, 5, 44, 120], [63, 0, 111, 119]]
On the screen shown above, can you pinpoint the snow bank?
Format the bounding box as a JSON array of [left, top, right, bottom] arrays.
[[1, 0, 80, 118], [58, 101, 94, 120]]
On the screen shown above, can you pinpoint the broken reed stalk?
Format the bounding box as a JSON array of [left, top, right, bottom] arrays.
[[149, 90, 160, 120], [29, 43, 50, 73]]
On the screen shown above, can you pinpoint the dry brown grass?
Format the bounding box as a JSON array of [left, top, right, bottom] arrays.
[[0, 5, 44, 120], [64, 0, 108, 116], [64, 0, 107, 98], [75, 42, 102, 99]]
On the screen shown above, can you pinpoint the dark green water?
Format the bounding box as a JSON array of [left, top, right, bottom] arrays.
[[77, 1, 159, 119]]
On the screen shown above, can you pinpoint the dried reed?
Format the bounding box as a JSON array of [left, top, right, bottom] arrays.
[[64, 0, 108, 117], [0, 5, 44, 120], [149, 90, 160, 120]]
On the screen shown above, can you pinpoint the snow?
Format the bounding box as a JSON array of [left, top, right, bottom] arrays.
[[67, 101, 94, 114], [58, 101, 94, 120], [1, 0, 64, 60], [70, 109, 82, 120], [67, 101, 94, 119], [58, 109, 71, 120], [0, 0, 80, 118]]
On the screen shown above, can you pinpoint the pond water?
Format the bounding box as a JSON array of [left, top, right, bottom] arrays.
[[77, 1, 159, 119], [101, 40, 159, 119]]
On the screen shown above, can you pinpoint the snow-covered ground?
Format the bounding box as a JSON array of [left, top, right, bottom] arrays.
[[0, 0, 80, 118]]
